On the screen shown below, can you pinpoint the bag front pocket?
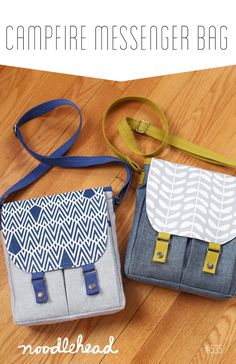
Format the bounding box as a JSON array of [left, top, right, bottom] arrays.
[[64, 197, 125, 318], [3, 242, 69, 325], [126, 201, 188, 288], [181, 238, 236, 297]]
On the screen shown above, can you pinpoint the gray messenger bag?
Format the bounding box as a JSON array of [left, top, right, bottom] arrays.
[[102, 96, 236, 300], [0, 99, 132, 325]]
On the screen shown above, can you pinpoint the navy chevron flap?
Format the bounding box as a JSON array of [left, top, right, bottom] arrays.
[[1, 187, 111, 273]]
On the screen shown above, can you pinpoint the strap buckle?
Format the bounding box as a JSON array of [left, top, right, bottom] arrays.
[[136, 119, 150, 134]]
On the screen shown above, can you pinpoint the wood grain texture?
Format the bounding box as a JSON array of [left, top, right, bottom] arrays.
[[0, 65, 236, 364]]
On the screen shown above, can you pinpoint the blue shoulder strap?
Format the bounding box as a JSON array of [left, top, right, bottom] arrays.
[[0, 99, 132, 206]]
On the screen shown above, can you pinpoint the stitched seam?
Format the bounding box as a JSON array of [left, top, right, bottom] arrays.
[[126, 272, 232, 297], [1, 233, 17, 322], [16, 305, 124, 325], [61, 268, 70, 317], [106, 192, 125, 308], [126, 190, 146, 274]]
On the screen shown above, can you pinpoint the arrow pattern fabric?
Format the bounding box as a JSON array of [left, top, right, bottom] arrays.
[[2, 187, 109, 273]]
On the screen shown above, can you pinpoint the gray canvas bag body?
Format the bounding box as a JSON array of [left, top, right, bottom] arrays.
[[0, 99, 132, 325], [103, 96, 236, 300], [126, 160, 236, 300]]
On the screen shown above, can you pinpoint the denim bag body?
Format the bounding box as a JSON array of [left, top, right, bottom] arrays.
[[0, 99, 132, 325], [103, 96, 236, 300]]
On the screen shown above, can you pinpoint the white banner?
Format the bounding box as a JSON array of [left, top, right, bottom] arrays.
[[0, 0, 235, 80]]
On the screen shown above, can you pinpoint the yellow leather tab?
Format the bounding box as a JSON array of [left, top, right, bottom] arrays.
[[158, 232, 171, 241], [153, 232, 171, 263], [202, 242, 221, 274], [208, 242, 221, 252], [144, 158, 151, 165]]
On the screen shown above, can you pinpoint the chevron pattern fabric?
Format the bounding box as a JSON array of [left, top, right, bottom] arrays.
[[2, 187, 109, 273], [146, 158, 236, 245]]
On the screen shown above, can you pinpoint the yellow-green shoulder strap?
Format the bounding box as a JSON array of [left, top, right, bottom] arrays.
[[102, 96, 236, 172], [102, 96, 169, 174]]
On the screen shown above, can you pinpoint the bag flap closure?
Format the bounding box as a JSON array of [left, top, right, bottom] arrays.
[[1, 187, 110, 273], [146, 158, 236, 245]]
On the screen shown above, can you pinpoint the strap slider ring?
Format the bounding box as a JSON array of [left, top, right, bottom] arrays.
[[136, 119, 150, 134], [13, 124, 17, 137]]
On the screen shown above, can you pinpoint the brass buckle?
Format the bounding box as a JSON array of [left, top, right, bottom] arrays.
[[136, 119, 150, 134]]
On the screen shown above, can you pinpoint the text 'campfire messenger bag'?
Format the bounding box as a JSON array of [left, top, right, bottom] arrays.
[[0, 99, 132, 325], [103, 96, 236, 300]]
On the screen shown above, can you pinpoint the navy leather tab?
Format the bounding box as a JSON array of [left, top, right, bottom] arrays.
[[82, 263, 100, 295], [31, 272, 48, 303]]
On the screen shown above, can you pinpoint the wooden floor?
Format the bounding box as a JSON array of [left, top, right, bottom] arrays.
[[1, 65, 236, 364]]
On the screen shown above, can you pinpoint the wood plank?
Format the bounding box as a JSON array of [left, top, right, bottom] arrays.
[[0, 65, 236, 364]]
